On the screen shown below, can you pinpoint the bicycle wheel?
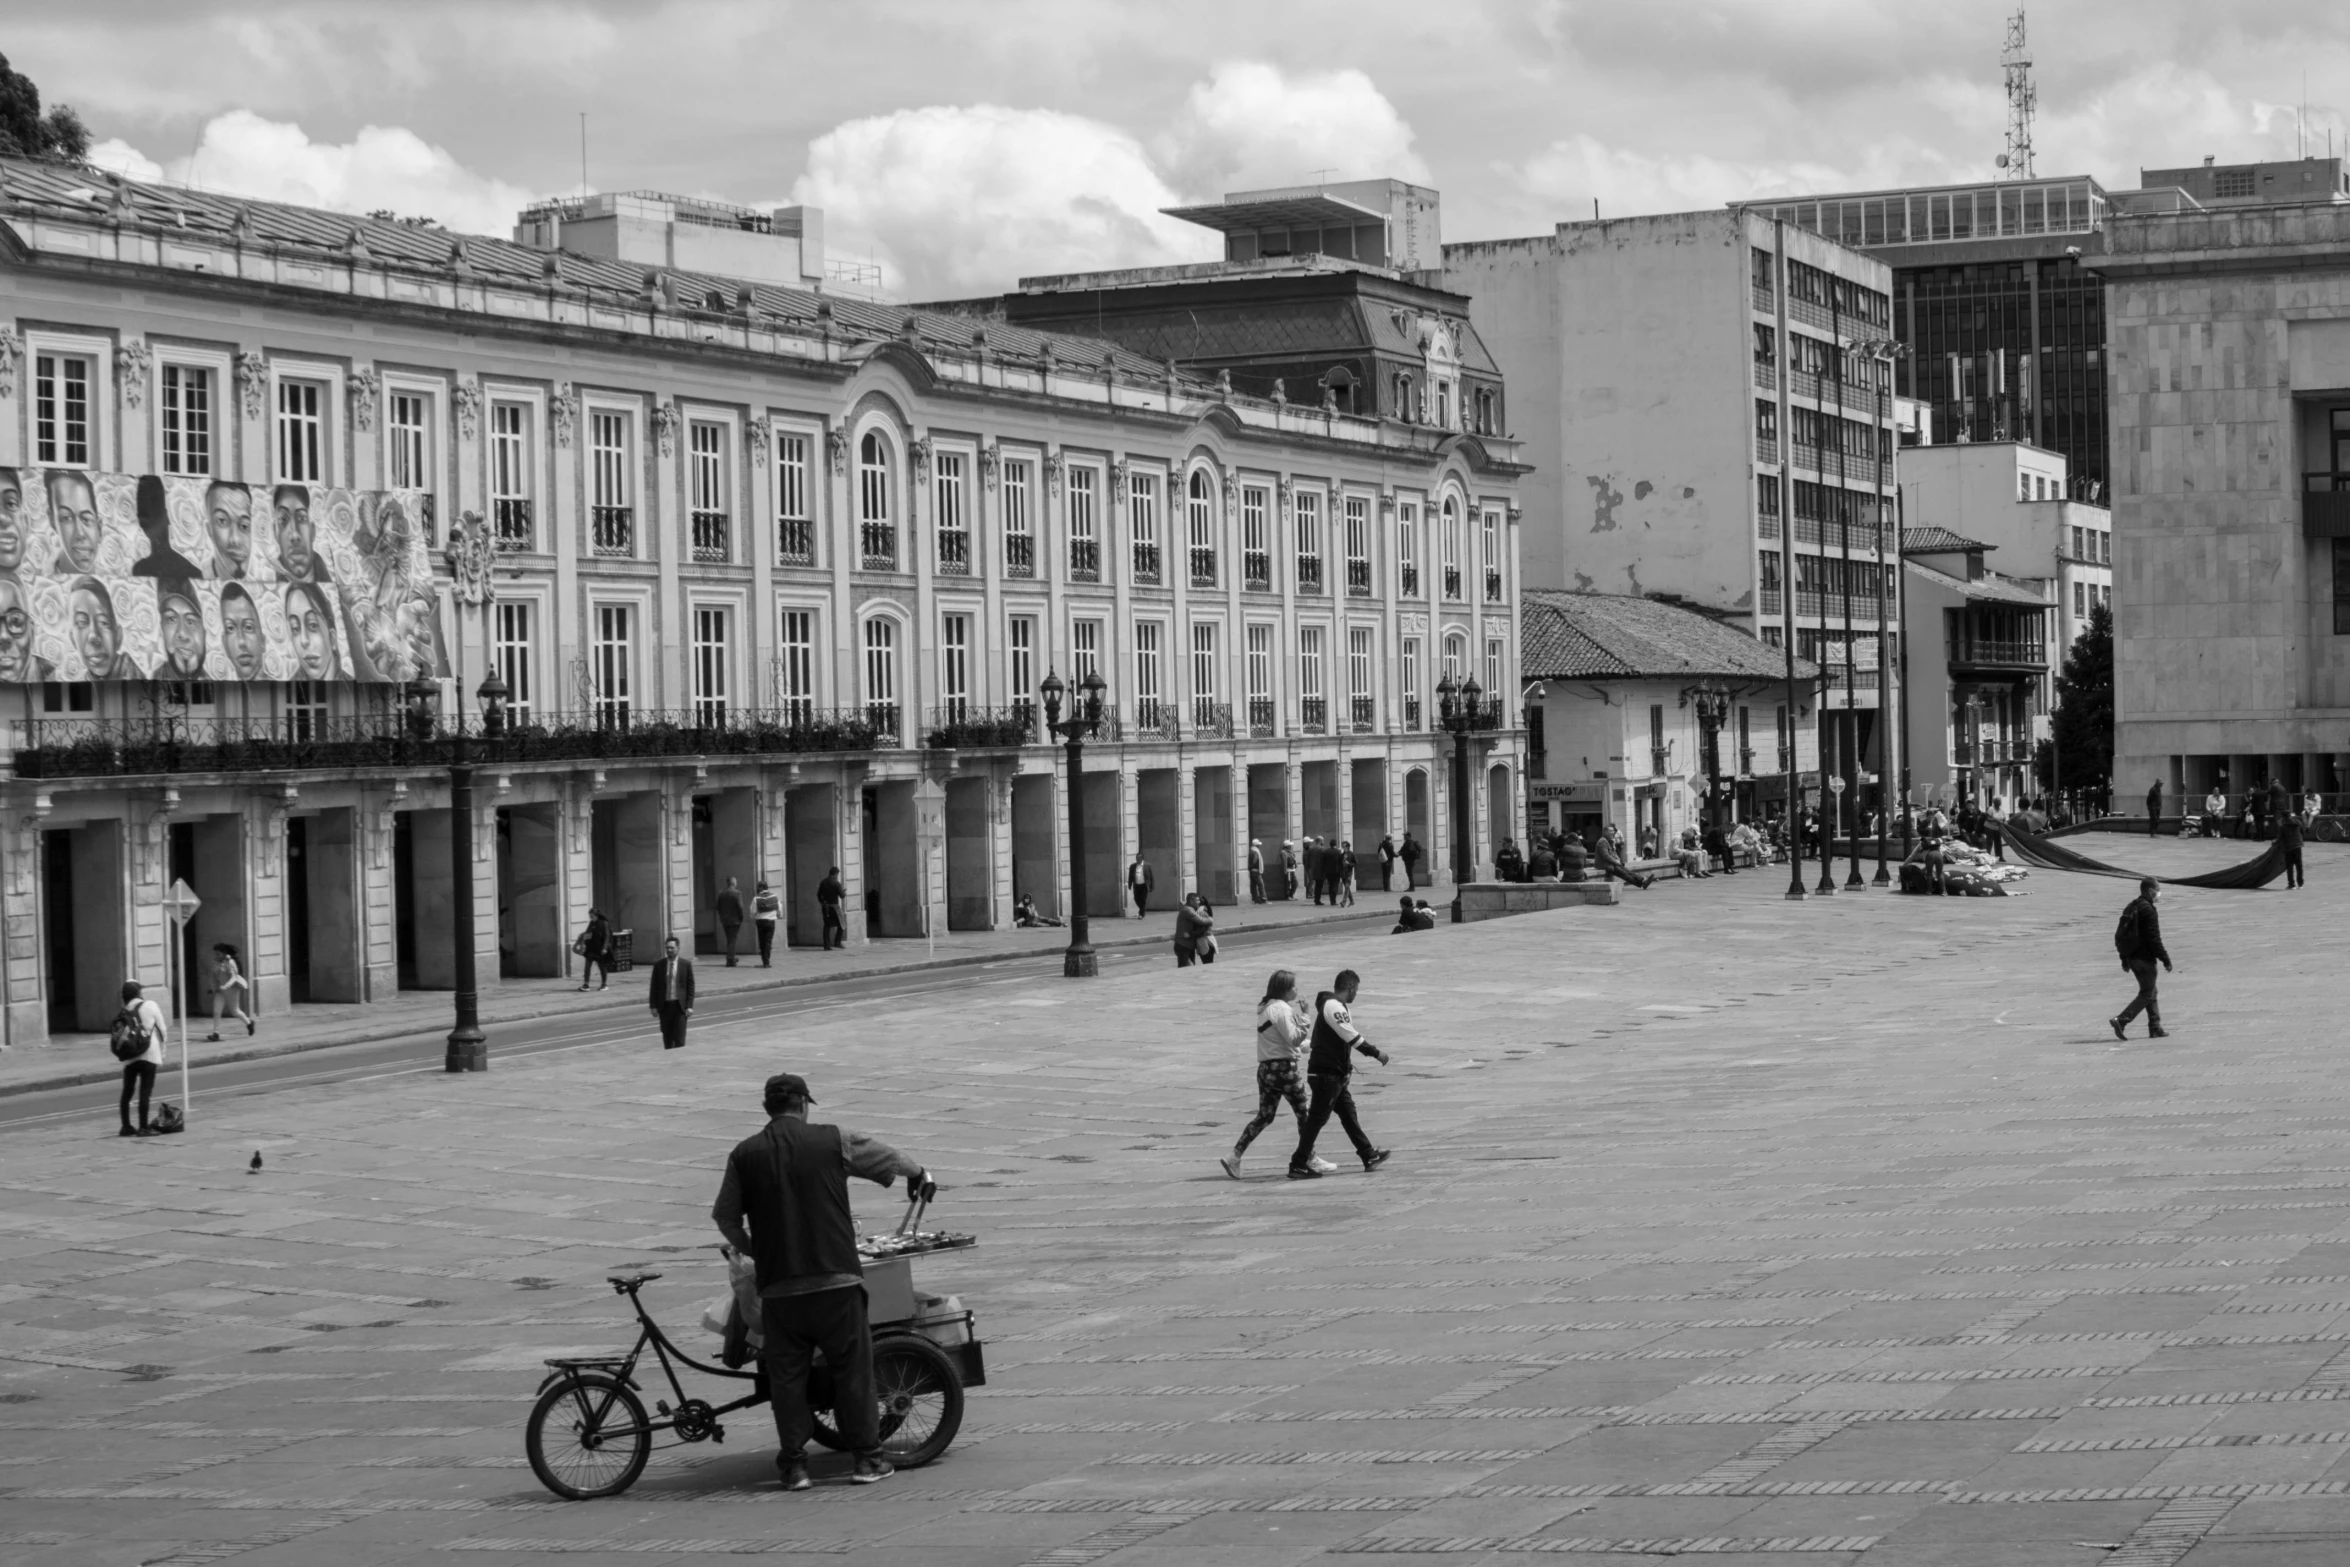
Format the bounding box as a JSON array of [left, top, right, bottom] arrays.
[[810, 1337, 964, 1466], [527, 1372, 652, 1499]]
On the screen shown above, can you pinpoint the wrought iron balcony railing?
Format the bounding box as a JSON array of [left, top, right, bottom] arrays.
[[1297, 556, 1324, 594], [1244, 549, 1272, 590], [924, 704, 1034, 748], [11, 706, 903, 779], [1247, 697, 1277, 737], [1135, 699, 1178, 740], [777, 516, 815, 566], [1132, 541, 1161, 583], [493, 497, 534, 552], [936, 529, 970, 574], [691, 510, 730, 564], [1443, 566, 1463, 600], [1069, 537, 1100, 582], [1347, 558, 1372, 594], [860, 522, 898, 570], [1300, 696, 1328, 734], [1400, 563, 1420, 597], [591, 505, 634, 557], [1485, 568, 1504, 603], [1004, 533, 1034, 577], [1404, 695, 1422, 731], [1189, 546, 1217, 587], [1351, 696, 1377, 733], [1190, 699, 1233, 738]]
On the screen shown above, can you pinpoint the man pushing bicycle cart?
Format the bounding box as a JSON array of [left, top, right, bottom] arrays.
[[711, 1071, 933, 1492]]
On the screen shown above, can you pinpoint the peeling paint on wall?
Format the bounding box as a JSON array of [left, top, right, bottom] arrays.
[[1633, 480, 1653, 499], [1572, 570, 1595, 591], [1682, 486, 1695, 498], [1588, 474, 1623, 533], [1624, 563, 1644, 597]]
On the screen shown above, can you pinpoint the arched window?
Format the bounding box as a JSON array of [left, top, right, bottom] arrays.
[[862, 615, 899, 735], [858, 431, 895, 568], [1440, 496, 1463, 599], [1186, 470, 1216, 586]]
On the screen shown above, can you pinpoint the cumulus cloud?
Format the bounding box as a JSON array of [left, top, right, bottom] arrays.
[[86, 111, 537, 238], [1160, 61, 1431, 195], [793, 103, 1215, 299]]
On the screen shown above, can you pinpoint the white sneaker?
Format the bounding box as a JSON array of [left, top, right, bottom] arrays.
[[1309, 1156, 1338, 1174], [1218, 1155, 1242, 1180]]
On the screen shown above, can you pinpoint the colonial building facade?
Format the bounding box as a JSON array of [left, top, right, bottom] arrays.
[[0, 161, 1524, 1047]]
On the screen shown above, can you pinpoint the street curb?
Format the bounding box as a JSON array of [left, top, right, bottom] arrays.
[[0, 902, 1395, 1099]]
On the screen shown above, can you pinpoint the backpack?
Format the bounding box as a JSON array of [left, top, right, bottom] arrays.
[[150, 1102, 185, 1135], [2114, 900, 2142, 959], [109, 1004, 152, 1062]]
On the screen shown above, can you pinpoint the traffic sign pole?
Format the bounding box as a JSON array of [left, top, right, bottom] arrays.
[[165, 878, 203, 1118]]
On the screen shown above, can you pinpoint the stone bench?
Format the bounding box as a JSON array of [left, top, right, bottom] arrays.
[[1456, 880, 1621, 922]]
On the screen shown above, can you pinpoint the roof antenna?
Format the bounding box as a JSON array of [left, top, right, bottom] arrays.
[[1997, 7, 2035, 179]]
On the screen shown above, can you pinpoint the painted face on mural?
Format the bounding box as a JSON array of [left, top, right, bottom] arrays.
[[206, 482, 252, 578], [0, 575, 32, 681], [159, 583, 207, 678], [0, 469, 23, 574], [273, 485, 318, 581], [285, 580, 336, 679], [220, 584, 265, 680], [49, 472, 101, 574], [71, 578, 123, 678]]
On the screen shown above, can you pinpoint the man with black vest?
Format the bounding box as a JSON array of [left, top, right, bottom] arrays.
[[1287, 969, 1393, 1179], [712, 1072, 930, 1491]]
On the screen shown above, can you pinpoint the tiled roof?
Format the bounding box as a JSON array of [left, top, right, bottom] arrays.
[[0, 157, 1181, 382], [1902, 527, 1994, 554], [1904, 560, 2050, 608], [1521, 590, 1818, 683]]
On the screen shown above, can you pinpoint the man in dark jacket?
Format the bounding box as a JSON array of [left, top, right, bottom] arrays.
[[712, 1072, 929, 1491], [1399, 832, 1424, 887], [817, 867, 846, 950], [1494, 838, 1525, 883], [2110, 877, 2175, 1040], [1377, 833, 1398, 890], [1247, 840, 1267, 904], [1288, 969, 1391, 1178], [716, 876, 746, 966], [2146, 778, 2164, 837], [648, 936, 695, 1049], [2281, 804, 2307, 889], [1126, 854, 1154, 917]]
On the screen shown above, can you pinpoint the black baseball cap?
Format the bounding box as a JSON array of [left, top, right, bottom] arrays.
[[763, 1072, 816, 1110]]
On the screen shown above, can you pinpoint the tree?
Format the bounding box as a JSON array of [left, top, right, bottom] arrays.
[[2034, 600, 2113, 809], [0, 53, 91, 163]]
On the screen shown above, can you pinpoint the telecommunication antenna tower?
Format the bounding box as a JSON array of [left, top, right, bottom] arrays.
[[1997, 8, 2036, 179]]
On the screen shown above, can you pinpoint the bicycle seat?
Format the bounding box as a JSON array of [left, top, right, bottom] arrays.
[[607, 1270, 662, 1292]]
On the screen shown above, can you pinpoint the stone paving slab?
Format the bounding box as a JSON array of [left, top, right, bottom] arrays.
[[5, 842, 2350, 1561]]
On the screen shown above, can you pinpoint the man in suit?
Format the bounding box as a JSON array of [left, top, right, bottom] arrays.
[[649, 936, 695, 1050]]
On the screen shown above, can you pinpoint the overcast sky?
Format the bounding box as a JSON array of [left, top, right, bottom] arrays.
[[19, 0, 2348, 298]]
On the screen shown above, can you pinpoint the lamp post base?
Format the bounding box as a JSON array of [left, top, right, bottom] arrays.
[[445, 1025, 487, 1073], [1062, 945, 1098, 978], [1450, 896, 1463, 924]]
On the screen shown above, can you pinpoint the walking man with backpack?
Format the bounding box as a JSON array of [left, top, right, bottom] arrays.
[[112, 980, 167, 1137], [1288, 969, 1393, 1179], [2110, 877, 2175, 1040]]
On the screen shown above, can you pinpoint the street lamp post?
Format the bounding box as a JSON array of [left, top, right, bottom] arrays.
[[1814, 671, 1838, 897], [1436, 672, 1483, 924], [442, 668, 509, 1073], [1041, 668, 1107, 978], [1685, 682, 1732, 838]]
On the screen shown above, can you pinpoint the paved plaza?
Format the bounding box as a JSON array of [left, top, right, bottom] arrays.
[[5, 840, 2350, 1564]]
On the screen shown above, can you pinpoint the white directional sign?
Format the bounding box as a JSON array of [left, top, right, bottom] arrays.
[[165, 878, 202, 925]]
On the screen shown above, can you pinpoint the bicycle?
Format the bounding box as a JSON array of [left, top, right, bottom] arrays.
[[525, 1243, 981, 1500]]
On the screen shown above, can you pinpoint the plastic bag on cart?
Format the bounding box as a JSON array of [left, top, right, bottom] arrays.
[[702, 1248, 765, 1367]]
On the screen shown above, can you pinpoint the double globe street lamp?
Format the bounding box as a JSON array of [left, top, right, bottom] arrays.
[[1435, 671, 1484, 924], [408, 667, 510, 1072], [1040, 667, 1108, 978]]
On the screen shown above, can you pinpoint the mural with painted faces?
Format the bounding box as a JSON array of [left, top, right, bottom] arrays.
[[272, 484, 324, 583], [0, 574, 34, 680], [284, 578, 338, 680], [70, 576, 137, 679], [0, 469, 24, 574]]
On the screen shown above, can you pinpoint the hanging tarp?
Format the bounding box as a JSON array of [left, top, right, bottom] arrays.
[[1998, 822, 2290, 890]]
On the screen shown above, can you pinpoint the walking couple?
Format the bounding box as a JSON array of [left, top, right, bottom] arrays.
[[1220, 967, 1391, 1181]]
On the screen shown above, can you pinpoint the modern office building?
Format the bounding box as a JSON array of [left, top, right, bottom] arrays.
[[0, 156, 1523, 1049], [1444, 208, 1897, 804], [2139, 155, 2350, 211], [2088, 200, 2350, 811], [1742, 175, 2115, 500]]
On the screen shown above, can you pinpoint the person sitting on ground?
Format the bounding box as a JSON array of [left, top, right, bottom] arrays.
[[1013, 893, 1064, 928], [1407, 899, 1438, 930], [1392, 895, 1423, 934]]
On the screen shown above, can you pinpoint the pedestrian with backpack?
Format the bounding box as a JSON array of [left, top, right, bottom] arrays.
[[1287, 968, 1393, 1179], [111, 980, 167, 1137], [2110, 877, 2176, 1040]]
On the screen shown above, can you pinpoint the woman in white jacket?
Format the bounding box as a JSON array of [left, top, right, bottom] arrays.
[[1221, 969, 1333, 1178]]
